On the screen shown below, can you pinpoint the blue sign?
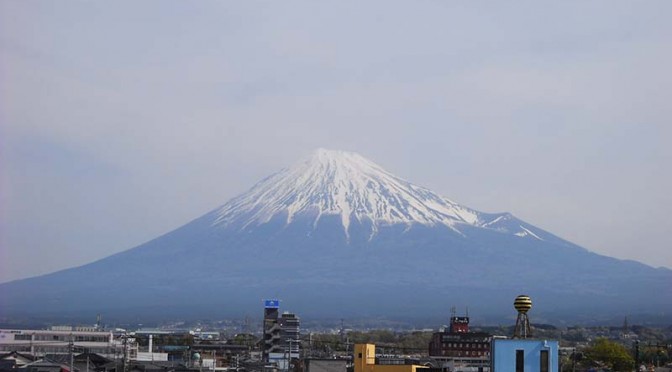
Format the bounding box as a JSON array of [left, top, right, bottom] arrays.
[[264, 299, 279, 309]]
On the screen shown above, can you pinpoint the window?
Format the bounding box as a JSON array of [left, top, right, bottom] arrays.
[[516, 350, 524, 372], [540, 350, 549, 372]]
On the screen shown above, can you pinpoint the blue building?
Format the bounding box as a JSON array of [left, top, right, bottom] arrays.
[[491, 339, 558, 372]]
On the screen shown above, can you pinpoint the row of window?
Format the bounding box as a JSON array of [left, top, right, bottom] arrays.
[[0, 346, 30, 351], [442, 350, 490, 357], [74, 336, 109, 342], [443, 342, 489, 349], [11, 334, 109, 342], [0, 345, 121, 354]]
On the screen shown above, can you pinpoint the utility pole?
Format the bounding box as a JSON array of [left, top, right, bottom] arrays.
[[212, 350, 216, 372], [634, 340, 640, 371], [122, 334, 128, 372], [69, 335, 74, 372], [285, 338, 294, 372], [308, 333, 313, 358]]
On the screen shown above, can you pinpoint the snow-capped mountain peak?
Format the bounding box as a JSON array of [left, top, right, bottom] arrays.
[[212, 149, 542, 240]]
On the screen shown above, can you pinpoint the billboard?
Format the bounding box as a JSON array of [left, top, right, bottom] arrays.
[[264, 299, 280, 309]]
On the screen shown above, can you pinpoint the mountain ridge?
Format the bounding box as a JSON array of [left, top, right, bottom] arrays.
[[0, 149, 669, 322]]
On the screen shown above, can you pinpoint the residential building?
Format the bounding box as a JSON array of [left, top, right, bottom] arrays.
[[279, 312, 300, 357], [428, 315, 491, 371], [263, 299, 282, 363], [262, 300, 301, 371]]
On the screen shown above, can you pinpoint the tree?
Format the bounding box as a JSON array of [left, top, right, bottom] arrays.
[[231, 333, 257, 347], [583, 338, 634, 371]]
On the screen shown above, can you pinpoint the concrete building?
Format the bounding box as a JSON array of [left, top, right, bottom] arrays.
[[354, 344, 428, 372], [262, 300, 301, 371], [268, 312, 300, 371], [279, 312, 300, 357], [490, 338, 558, 372], [428, 315, 491, 371], [0, 328, 130, 359], [263, 299, 282, 363]]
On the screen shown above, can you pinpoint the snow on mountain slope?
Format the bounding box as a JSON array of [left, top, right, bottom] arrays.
[[212, 149, 543, 240]]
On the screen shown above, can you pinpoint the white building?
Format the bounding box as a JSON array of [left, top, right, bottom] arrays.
[[0, 328, 134, 360]]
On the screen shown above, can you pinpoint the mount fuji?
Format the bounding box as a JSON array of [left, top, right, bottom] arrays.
[[1, 149, 670, 323]]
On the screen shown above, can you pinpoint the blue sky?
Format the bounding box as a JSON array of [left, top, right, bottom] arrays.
[[1, 0, 671, 283]]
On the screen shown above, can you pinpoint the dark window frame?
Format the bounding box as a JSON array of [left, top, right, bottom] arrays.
[[516, 349, 524, 372], [540, 349, 549, 372]]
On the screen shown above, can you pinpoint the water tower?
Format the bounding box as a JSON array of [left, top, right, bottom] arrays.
[[513, 295, 532, 338]]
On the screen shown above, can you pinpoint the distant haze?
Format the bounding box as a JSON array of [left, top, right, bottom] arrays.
[[1, 1, 671, 283]]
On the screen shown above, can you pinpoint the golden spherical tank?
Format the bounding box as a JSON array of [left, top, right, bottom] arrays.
[[514, 295, 532, 313]]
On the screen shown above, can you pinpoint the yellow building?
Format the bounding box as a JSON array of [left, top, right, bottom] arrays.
[[354, 344, 428, 372]]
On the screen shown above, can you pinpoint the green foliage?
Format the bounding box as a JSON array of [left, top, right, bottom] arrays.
[[583, 338, 634, 372], [231, 333, 257, 347], [348, 330, 397, 344], [561, 330, 588, 342], [346, 330, 432, 352], [639, 344, 670, 366], [305, 330, 432, 355]]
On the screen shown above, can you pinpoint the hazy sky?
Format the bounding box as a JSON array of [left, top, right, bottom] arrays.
[[1, 1, 671, 283]]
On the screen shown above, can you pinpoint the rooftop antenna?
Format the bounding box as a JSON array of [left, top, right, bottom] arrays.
[[513, 295, 532, 339]]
